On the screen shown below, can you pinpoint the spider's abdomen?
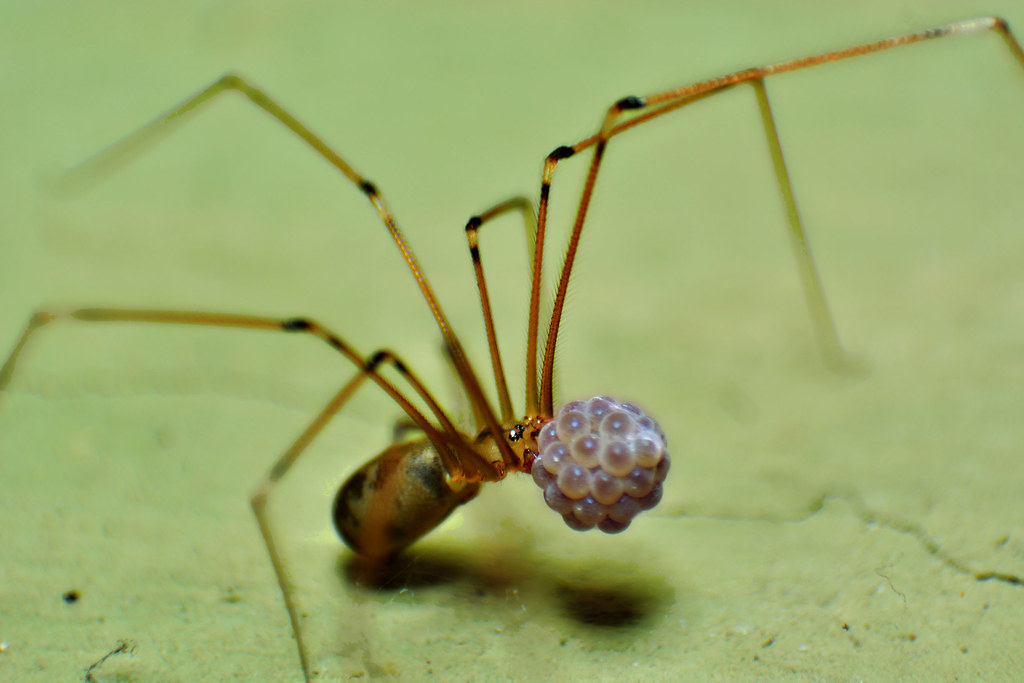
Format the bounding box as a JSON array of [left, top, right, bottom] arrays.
[[333, 438, 481, 559], [531, 396, 669, 533]]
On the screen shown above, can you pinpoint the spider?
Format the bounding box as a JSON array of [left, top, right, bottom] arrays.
[[2, 15, 1022, 682]]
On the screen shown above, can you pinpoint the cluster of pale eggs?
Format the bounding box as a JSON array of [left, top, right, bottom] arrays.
[[531, 395, 670, 532]]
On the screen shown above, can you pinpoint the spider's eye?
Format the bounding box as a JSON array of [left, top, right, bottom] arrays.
[[508, 424, 525, 441], [530, 396, 669, 534]]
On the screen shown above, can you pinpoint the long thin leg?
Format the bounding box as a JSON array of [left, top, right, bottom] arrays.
[[253, 346, 490, 679], [750, 78, 842, 368], [250, 346, 453, 681], [251, 370, 371, 683], [0, 308, 500, 481], [464, 196, 538, 422], [1, 309, 510, 677], [56, 72, 519, 470], [529, 16, 1024, 414]]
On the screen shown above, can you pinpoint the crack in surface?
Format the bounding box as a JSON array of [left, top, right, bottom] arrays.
[[873, 558, 908, 605], [677, 491, 1023, 588], [827, 493, 1023, 588]]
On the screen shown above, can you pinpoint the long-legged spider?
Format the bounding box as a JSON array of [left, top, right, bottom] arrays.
[[2, 15, 1023, 682]]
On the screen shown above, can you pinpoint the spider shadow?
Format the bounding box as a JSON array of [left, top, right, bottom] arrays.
[[337, 542, 672, 630]]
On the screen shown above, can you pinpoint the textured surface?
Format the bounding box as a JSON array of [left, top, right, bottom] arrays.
[[2, 1, 1023, 681]]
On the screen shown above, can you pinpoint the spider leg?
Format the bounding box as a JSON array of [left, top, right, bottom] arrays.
[[248, 344, 490, 683], [464, 196, 538, 424], [0, 308, 500, 481], [53, 72, 519, 470], [1, 307, 510, 679], [529, 16, 1024, 413], [250, 369, 370, 683], [750, 78, 841, 368], [390, 416, 423, 444]]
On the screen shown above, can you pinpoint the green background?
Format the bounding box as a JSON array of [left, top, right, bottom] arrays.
[[2, 1, 1023, 680]]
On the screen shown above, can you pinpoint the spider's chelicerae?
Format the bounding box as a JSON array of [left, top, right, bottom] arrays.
[[3, 16, 1023, 682]]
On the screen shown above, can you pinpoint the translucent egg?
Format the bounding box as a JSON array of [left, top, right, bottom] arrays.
[[600, 410, 637, 439], [599, 441, 636, 477], [572, 496, 606, 526], [557, 410, 590, 442], [537, 420, 560, 451], [633, 437, 662, 468], [570, 434, 601, 468], [541, 442, 570, 475], [557, 463, 591, 499], [591, 469, 626, 505]]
